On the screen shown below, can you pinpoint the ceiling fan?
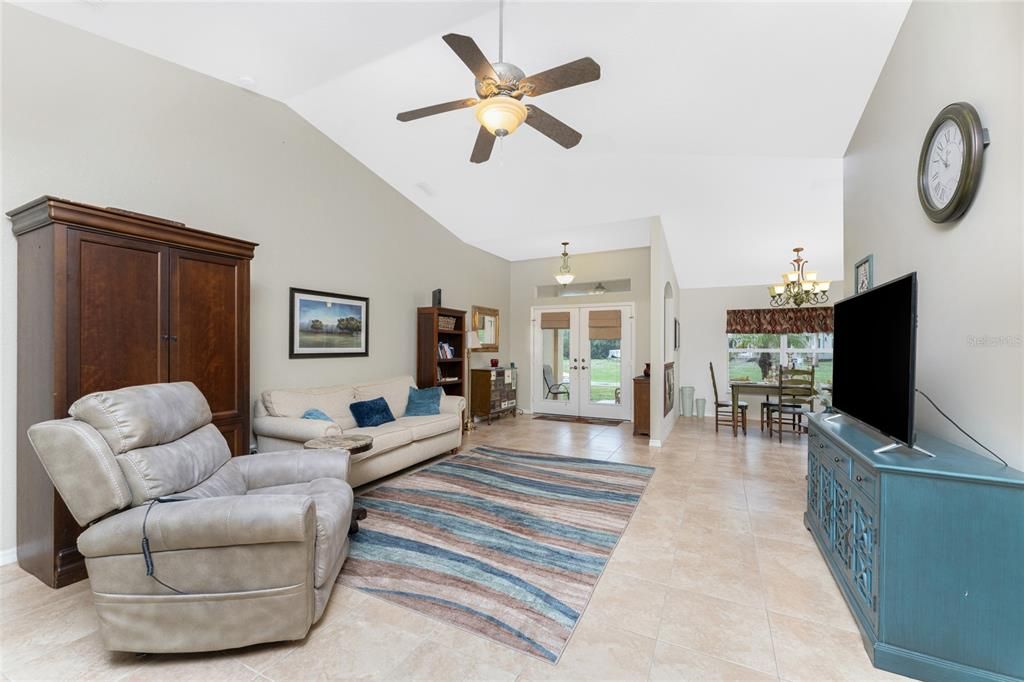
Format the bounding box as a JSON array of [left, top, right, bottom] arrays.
[[396, 0, 601, 164]]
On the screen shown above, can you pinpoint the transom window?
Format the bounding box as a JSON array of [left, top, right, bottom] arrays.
[[727, 333, 833, 386]]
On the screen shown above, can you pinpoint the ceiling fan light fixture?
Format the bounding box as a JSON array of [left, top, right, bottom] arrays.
[[475, 96, 527, 137]]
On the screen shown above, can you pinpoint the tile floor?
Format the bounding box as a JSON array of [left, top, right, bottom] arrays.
[[0, 417, 909, 681]]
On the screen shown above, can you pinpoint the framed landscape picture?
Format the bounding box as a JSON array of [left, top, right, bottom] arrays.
[[289, 287, 369, 358]]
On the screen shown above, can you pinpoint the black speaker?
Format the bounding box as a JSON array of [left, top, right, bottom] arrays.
[[432, 289, 442, 307]]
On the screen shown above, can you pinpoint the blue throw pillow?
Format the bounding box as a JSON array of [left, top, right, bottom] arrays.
[[349, 397, 396, 428], [301, 408, 333, 422], [406, 386, 443, 416]]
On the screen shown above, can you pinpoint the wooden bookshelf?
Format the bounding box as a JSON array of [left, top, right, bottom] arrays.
[[416, 306, 466, 398]]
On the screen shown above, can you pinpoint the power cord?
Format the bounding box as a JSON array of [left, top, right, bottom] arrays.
[[141, 497, 192, 594], [915, 389, 1007, 467]]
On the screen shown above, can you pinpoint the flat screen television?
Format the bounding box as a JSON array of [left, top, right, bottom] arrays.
[[831, 272, 917, 446]]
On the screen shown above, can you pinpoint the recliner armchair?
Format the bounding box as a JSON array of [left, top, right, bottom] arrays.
[[27, 381, 354, 654]]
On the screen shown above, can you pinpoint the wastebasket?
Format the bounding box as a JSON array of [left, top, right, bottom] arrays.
[[680, 386, 695, 417], [694, 398, 707, 418]]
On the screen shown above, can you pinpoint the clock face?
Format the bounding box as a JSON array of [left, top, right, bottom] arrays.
[[924, 119, 965, 209]]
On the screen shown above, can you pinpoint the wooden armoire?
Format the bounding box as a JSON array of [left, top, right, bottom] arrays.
[[8, 196, 257, 588]]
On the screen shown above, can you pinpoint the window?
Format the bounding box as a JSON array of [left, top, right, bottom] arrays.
[[727, 333, 833, 385]]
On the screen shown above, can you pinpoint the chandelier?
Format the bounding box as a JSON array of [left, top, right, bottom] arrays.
[[768, 247, 831, 307], [554, 241, 575, 286]]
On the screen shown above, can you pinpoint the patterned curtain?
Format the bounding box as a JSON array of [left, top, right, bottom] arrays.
[[726, 306, 834, 334]]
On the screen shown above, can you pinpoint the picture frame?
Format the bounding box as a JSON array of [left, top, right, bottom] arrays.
[[471, 305, 500, 353], [289, 287, 369, 358], [664, 361, 676, 416], [854, 254, 874, 294]]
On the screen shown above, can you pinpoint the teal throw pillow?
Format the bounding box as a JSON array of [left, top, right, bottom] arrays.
[[406, 386, 443, 416]]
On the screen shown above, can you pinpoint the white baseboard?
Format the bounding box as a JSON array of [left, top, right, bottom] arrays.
[[0, 547, 17, 566], [648, 439, 662, 447]]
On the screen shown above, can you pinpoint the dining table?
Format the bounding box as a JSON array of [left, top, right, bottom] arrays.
[[728, 380, 786, 437]]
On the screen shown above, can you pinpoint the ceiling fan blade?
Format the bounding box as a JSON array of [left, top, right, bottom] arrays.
[[397, 98, 479, 122], [521, 57, 601, 97], [442, 33, 498, 82], [470, 126, 495, 164], [524, 105, 582, 149]]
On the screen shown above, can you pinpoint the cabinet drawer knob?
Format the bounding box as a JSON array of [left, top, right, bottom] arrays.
[[834, 456, 841, 463], [855, 475, 864, 482]]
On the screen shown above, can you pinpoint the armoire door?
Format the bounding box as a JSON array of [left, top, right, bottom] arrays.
[[67, 229, 169, 402], [168, 248, 250, 454]]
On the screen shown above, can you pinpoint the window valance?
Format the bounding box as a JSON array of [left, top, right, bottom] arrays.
[[726, 306, 833, 334]]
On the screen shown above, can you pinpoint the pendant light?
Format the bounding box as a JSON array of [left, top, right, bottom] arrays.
[[555, 241, 575, 286]]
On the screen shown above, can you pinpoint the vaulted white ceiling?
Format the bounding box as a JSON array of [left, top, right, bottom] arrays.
[[18, 1, 909, 288]]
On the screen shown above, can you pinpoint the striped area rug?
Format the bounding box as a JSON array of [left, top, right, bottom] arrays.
[[337, 445, 654, 662]]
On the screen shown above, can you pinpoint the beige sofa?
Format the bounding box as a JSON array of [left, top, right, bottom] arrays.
[[27, 382, 353, 653], [254, 376, 464, 487]]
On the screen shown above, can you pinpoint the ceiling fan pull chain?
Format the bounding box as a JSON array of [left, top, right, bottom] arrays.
[[498, 0, 504, 63]]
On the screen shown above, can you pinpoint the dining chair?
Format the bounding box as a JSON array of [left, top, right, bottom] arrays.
[[767, 366, 816, 442], [710, 362, 748, 436], [755, 355, 778, 431]]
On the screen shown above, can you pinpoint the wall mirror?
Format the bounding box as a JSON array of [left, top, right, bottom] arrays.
[[472, 305, 500, 352]]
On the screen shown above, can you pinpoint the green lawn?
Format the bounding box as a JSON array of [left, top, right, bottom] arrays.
[[589, 358, 621, 403], [728, 359, 833, 385]]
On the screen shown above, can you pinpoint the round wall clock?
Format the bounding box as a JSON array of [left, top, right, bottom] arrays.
[[917, 102, 989, 223]]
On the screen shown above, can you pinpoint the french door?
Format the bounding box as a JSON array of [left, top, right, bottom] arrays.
[[532, 304, 633, 420]]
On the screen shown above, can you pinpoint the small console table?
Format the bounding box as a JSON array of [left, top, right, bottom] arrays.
[[470, 367, 517, 424], [805, 414, 1023, 681]]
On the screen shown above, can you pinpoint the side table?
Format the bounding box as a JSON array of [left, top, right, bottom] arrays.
[[303, 434, 373, 534]]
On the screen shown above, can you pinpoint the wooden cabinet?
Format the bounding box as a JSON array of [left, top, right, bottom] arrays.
[[416, 307, 465, 398], [8, 196, 257, 588], [632, 376, 650, 436], [470, 368, 517, 424], [806, 416, 1024, 680]]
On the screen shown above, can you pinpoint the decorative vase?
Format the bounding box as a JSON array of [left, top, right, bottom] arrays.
[[643, 363, 651, 377]]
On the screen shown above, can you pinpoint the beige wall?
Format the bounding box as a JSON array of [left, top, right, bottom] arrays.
[[0, 7, 510, 557], [678, 282, 844, 420], [508, 247, 650, 413], [844, 2, 1023, 468], [649, 222, 680, 444]]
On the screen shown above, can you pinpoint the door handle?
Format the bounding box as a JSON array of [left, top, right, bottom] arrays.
[[162, 334, 178, 341]]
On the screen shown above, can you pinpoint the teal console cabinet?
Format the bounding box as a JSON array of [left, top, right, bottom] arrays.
[[805, 414, 1024, 681]]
